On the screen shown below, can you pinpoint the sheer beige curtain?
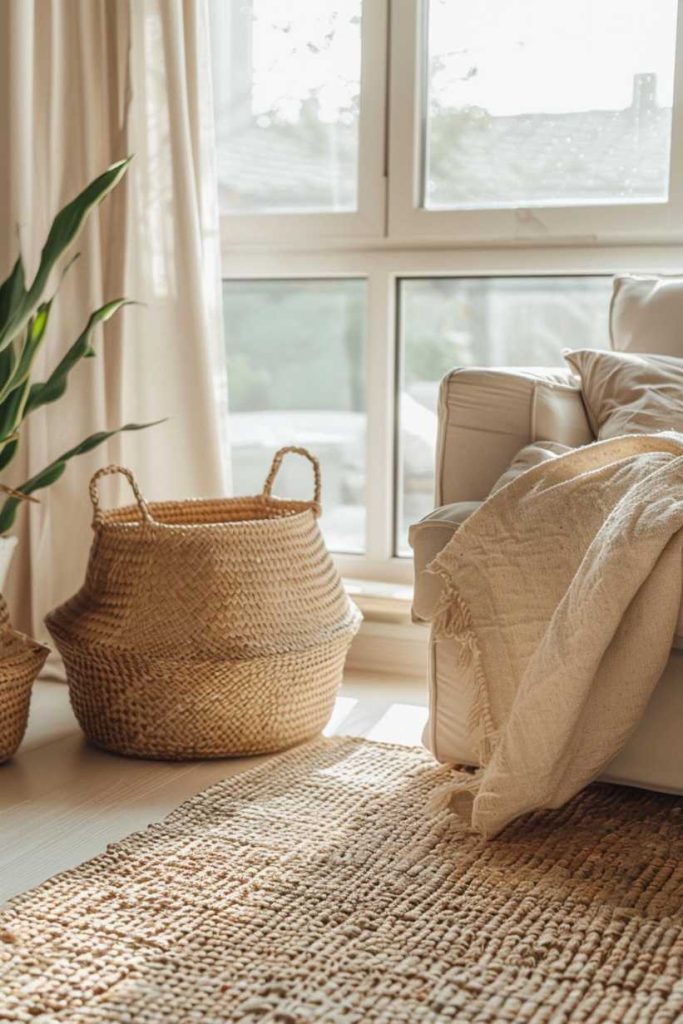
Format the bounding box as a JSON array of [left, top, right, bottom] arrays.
[[0, 0, 228, 643]]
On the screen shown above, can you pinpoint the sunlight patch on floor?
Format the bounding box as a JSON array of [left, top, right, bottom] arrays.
[[324, 696, 359, 735], [365, 703, 428, 746]]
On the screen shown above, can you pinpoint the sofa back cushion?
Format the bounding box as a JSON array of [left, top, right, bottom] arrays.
[[611, 275, 683, 357]]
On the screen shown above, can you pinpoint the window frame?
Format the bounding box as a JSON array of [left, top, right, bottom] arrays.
[[389, 0, 683, 246], [216, 0, 683, 586]]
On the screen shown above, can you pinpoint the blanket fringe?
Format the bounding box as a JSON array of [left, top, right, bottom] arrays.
[[429, 569, 498, 766], [429, 767, 483, 827]]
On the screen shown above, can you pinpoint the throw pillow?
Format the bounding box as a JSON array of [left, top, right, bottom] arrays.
[[564, 348, 683, 439]]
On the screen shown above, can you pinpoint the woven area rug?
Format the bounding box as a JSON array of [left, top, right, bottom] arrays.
[[2, 738, 683, 1023]]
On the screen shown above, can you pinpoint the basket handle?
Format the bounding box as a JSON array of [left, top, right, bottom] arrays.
[[262, 446, 321, 514], [89, 465, 154, 526]]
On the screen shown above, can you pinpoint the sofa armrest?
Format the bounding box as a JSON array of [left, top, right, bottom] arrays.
[[410, 502, 481, 622], [435, 367, 593, 505]]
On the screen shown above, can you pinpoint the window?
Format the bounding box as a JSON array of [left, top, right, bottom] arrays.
[[390, 0, 683, 241], [396, 275, 613, 553], [211, 1, 683, 585], [212, 1, 362, 214], [423, 0, 677, 210], [210, 0, 386, 241], [222, 278, 366, 554]]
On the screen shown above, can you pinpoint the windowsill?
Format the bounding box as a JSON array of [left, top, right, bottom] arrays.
[[344, 576, 414, 622]]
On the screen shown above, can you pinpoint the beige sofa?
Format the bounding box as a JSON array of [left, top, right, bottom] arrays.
[[411, 275, 683, 795]]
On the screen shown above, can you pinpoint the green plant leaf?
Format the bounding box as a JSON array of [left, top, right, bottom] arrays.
[[0, 251, 83, 407], [0, 301, 52, 406], [25, 298, 130, 415], [0, 158, 131, 353], [0, 256, 26, 334], [0, 377, 30, 443], [0, 418, 164, 534], [0, 337, 18, 399], [0, 440, 19, 474]]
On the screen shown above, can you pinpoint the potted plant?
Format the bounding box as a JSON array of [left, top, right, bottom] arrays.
[[0, 157, 160, 762], [0, 157, 159, 588]]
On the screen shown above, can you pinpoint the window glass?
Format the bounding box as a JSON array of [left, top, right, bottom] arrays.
[[424, 0, 677, 209], [222, 279, 367, 553], [211, 0, 362, 213]]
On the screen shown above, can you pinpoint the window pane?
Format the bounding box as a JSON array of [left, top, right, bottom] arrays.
[[424, 0, 677, 209], [222, 279, 366, 553], [397, 276, 613, 554], [210, 1, 361, 214]]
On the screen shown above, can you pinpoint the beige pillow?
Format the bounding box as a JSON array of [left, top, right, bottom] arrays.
[[564, 348, 683, 439], [610, 275, 683, 357]]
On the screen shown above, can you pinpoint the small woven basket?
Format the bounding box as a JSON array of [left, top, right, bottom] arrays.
[[0, 596, 49, 764], [46, 447, 361, 760]]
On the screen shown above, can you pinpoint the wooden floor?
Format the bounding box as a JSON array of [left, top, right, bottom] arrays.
[[0, 674, 428, 906]]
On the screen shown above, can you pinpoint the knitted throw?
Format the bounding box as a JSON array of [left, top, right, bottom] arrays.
[[430, 433, 683, 838]]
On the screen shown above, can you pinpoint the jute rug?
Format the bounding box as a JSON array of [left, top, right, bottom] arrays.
[[1, 738, 683, 1023]]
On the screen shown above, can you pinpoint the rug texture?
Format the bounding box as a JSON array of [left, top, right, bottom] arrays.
[[1, 737, 683, 1023]]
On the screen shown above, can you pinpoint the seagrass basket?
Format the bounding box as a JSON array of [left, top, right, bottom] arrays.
[[46, 447, 362, 760], [0, 596, 49, 763]]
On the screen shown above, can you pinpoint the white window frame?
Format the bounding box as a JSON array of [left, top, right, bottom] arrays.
[[217, 0, 683, 588], [389, 0, 683, 246], [216, 0, 388, 245]]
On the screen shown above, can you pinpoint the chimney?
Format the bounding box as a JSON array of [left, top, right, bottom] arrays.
[[631, 73, 658, 113]]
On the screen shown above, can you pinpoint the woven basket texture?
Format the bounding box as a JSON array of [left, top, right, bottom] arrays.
[[45, 448, 361, 759], [0, 596, 49, 763]]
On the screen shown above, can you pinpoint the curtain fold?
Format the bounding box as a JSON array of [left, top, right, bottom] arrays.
[[0, 0, 228, 644]]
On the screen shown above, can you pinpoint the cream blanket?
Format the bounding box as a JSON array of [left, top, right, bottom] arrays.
[[430, 433, 683, 839]]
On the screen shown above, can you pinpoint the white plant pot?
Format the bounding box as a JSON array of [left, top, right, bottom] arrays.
[[0, 535, 18, 591]]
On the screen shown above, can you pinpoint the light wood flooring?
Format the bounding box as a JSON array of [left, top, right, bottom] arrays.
[[0, 674, 428, 905]]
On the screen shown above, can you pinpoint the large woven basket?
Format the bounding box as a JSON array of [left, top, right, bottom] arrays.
[[0, 596, 49, 763], [46, 448, 361, 760]]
